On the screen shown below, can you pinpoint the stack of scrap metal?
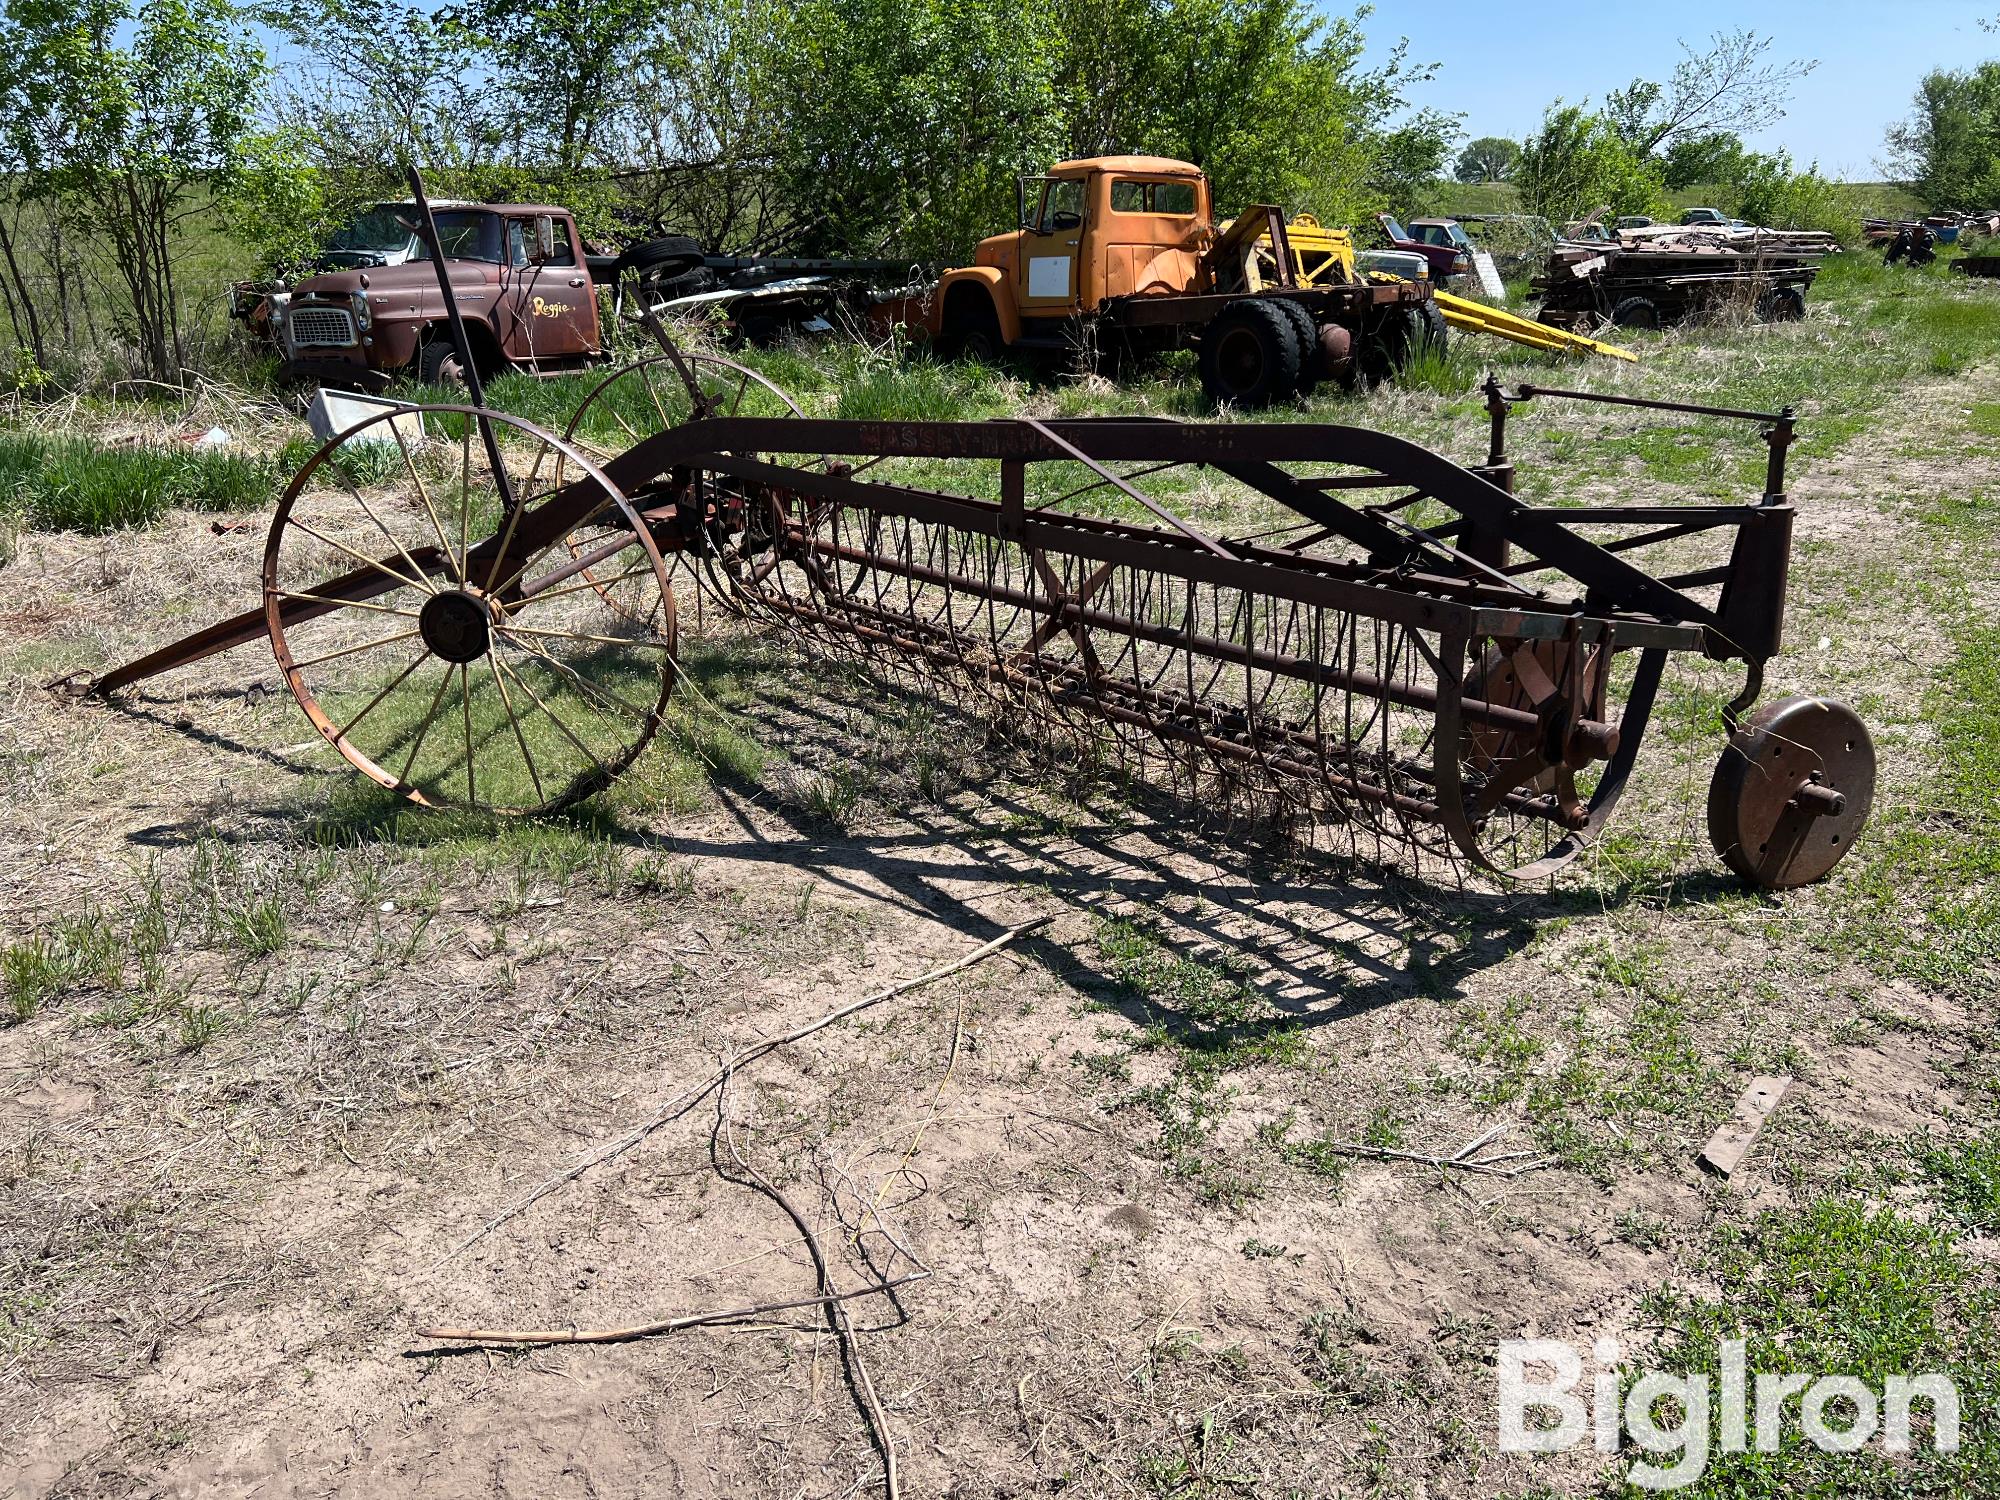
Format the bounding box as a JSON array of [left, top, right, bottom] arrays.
[[1618, 224, 1843, 256], [1864, 212, 2000, 246], [1532, 237, 1826, 332]]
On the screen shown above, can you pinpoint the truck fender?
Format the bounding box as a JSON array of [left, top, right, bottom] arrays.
[[413, 317, 504, 376], [937, 268, 1021, 347]]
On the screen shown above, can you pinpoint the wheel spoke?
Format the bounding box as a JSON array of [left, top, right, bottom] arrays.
[[459, 663, 476, 806], [288, 519, 438, 596], [515, 565, 655, 608], [333, 648, 433, 743], [638, 362, 672, 430], [496, 656, 613, 780], [277, 589, 422, 619], [399, 663, 456, 785], [457, 424, 474, 578], [331, 477, 440, 598], [501, 621, 674, 652], [392, 419, 463, 585], [484, 492, 618, 600], [289, 627, 423, 672], [487, 654, 546, 804], [497, 630, 660, 724]]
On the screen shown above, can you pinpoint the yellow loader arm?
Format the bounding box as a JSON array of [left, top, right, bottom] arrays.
[[1274, 214, 1638, 363], [1432, 289, 1638, 362]]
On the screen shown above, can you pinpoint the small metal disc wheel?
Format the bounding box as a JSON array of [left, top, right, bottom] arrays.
[[264, 404, 678, 815], [1708, 695, 1875, 890], [542, 352, 809, 620]]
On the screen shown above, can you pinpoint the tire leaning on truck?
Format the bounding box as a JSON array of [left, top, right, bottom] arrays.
[[1197, 298, 1304, 408]]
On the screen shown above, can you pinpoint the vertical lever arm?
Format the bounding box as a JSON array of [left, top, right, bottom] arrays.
[[403, 162, 518, 520]]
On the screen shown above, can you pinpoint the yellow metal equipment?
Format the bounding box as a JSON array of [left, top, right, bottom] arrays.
[[1430, 289, 1638, 362], [1277, 214, 1638, 363]]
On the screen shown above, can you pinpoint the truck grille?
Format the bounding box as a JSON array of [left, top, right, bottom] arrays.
[[288, 306, 357, 348]]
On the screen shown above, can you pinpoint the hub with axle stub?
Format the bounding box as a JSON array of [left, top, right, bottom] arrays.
[[1707, 696, 1876, 891], [419, 588, 500, 664]]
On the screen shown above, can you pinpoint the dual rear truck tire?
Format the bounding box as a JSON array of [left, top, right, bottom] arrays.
[[1196, 297, 1445, 408], [934, 293, 1448, 410]]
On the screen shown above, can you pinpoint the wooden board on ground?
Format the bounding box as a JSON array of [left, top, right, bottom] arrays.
[[1698, 1075, 1794, 1178]]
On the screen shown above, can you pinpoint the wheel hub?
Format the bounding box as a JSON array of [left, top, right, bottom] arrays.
[[419, 588, 495, 663]]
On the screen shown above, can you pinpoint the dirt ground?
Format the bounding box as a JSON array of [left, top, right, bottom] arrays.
[[3, 362, 1996, 1498]]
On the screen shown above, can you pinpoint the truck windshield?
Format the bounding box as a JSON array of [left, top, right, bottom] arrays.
[[416, 212, 504, 264], [327, 207, 412, 254], [1381, 216, 1409, 242]]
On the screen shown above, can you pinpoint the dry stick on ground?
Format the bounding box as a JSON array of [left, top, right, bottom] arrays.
[[1320, 1128, 1552, 1184], [714, 1074, 907, 1500], [414, 1274, 930, 1347], [428, 915, 1054, 1268]]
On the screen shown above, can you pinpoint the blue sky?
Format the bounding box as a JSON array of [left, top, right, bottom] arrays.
[[1355, 1, 1997, 178]]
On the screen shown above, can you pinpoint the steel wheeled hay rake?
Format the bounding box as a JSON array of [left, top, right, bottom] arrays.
[[74, 347, 1876, 893], [73, 186, 1875, 892]]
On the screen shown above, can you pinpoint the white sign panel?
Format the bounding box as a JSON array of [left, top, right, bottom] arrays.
[[1472, 249, 1506, 301], [1027, 256, 1073, 299], [307, 388, 428, 448]]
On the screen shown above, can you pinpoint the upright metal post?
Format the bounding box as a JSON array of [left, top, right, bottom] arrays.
[[404, 162, 518, 519]]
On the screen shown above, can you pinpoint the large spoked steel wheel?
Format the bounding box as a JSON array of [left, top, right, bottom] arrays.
[[557, 351, 805, 463], [264, 404, 678, 815]]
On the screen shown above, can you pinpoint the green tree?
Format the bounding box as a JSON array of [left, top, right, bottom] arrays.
[[260, 0, 501, 170], [1516, 103, 1663, 223], [1454, 135, 1520, 183], [1056, 1, 1451, 224], [449, 0, 668, 174], [4, 0, 267, 382], [1732, 153, 1854, 238], [1603, 30, 1815, 157], [768, 0, 1068, 260], [1885, 64, 2000, 210], [610, 0, 790, 251], [1659, 131, 1753, 191]]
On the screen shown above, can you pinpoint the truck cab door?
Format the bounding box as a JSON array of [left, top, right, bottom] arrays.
[[499, 215, 599, 364], [1017, 177, 1085, 317]]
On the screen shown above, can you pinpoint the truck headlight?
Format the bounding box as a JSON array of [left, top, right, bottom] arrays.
[[350, 291, 372, 331]]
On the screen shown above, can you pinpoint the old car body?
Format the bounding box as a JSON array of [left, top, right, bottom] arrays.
[[268, 205, 601, 390], [1375, 214, 1472, 283]]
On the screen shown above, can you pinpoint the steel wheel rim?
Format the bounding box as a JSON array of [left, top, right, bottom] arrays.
[[264, 403, 678, 816]]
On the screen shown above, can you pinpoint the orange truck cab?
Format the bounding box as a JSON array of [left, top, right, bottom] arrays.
[[891, 156, 1440, 406], [934, 156, 1214, 350]]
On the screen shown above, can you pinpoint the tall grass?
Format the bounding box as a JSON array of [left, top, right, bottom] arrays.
[[0, 431, 280, 534]]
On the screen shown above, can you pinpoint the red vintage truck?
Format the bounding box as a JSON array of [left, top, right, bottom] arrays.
[[255, 202, 607, 390], [244, 201, 883, 389]]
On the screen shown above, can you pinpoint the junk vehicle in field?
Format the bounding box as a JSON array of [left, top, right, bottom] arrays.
[[881, 155, 1446, 408], [1374, 214, 1475, 286], [234, 202, 903, 391], [1533, 237, 1825, 331]]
